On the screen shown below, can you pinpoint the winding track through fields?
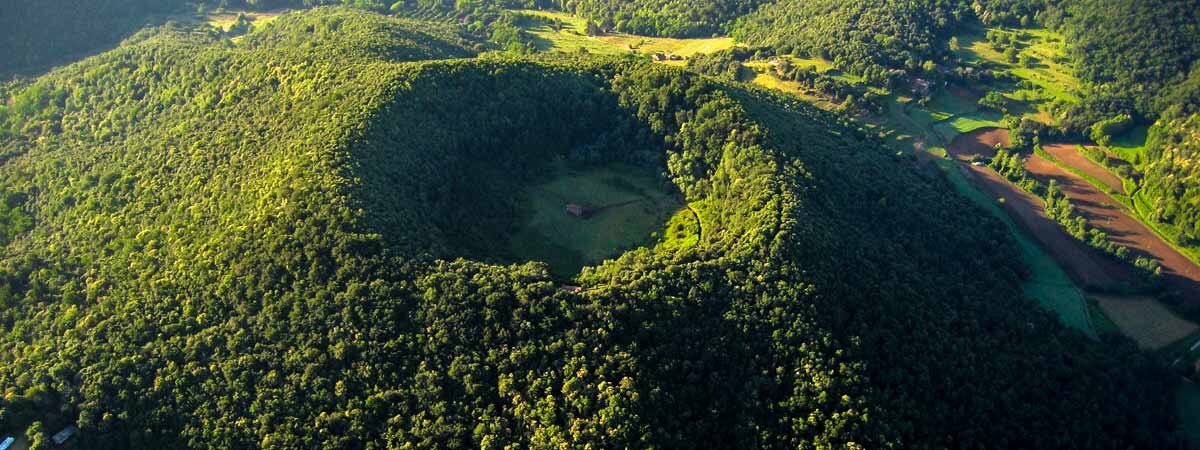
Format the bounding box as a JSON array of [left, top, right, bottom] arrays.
[[946, 129, 1138, 290]]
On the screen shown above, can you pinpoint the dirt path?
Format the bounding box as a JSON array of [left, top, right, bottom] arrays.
[[1023, 153, 1200, 303], [1040, 143, 1125, 194], [947, 129, 1138, 290]]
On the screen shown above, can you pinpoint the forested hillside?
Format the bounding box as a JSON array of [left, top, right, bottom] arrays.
[[1049, 0, 1200, 120], [547, 0, 764, 37], [0, 7, 1186, 449], [732, 0, 968, 83], [1141, 110, 1200, 247]]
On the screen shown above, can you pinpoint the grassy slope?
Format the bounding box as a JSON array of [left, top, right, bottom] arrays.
[[513, 9, 733, 57], [508, 162, 683, 276]]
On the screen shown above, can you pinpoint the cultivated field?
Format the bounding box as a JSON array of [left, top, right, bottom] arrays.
[[1023, 152, 1200, 302], [1040, 143, 1125, 194], [508, 162, 687, 276], [947, 129, 1139, 290], [1093, 294, 1199, 349]]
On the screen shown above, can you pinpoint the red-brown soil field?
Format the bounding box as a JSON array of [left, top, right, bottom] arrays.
[[1040, 143, 1126, 194], [947, 128, 1138, 290], [1023, 152, 1200, 303]]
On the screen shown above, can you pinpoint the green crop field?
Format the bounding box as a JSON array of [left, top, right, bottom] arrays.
[[512, 9, 733, 57], [508, 161, 685, 276]]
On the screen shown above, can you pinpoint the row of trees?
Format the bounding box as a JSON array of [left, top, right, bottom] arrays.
[[989, 147, 1162, 282]]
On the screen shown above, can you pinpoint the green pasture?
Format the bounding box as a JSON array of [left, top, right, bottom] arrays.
[[953, 26, 1081, 126], [508, 162, 685, 276], [1109, 125, 1149, 163], [927, 88, 979, 116], [511, 9, 733, 57], [933, 112, 1004, 140]]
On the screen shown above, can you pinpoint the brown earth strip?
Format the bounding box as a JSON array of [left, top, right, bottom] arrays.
[[947, 129, 1138, 290], [1040, 143, 1125, 194], [1023, 153, 1200, 304]]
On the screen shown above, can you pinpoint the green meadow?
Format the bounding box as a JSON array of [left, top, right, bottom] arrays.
[[508, 162, 688, 276]]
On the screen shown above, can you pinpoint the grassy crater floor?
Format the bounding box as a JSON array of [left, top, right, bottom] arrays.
[[508, 161, 694, 276]]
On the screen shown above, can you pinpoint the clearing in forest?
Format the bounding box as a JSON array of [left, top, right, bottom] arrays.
[[204, 9, 286, 32], [512, 9, 733, 59], [1092, 294, 1198, 349], [508, 162, 693, 276]]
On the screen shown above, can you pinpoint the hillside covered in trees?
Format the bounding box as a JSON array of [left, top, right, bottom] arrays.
[[0, 6, 1189, 449]]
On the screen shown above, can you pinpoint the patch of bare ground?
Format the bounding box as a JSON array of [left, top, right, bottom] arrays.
[[947, 129, 1139, 290], [1023, 154, 1200, 304], [1040, 143, 1125, 194]]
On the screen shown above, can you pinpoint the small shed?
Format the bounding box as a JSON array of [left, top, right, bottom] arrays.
[[52, 425, 78, 445], [560, 285, 584, 293], [565, 203, 592, 218], [0, 436, 14, 450]]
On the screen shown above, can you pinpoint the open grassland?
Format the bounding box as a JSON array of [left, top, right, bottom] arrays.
[[513, 9, 733, 57], [748, 73, 841, 110], [1092, 294, 1199, 349], [933, 112, 1005, 141], [658, 204, 703, 251], [1109, 125, 1149, 163], [954, 26, 1081, 126], [509, 162, 684, 276], [204, 9, 286, 32]]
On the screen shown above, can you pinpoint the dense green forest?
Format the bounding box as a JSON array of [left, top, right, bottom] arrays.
[[731, 0, 969, 84], [0, 6, 1188, 449], [547, 0, 764, 37], [1140, 109, 1200, 246]]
